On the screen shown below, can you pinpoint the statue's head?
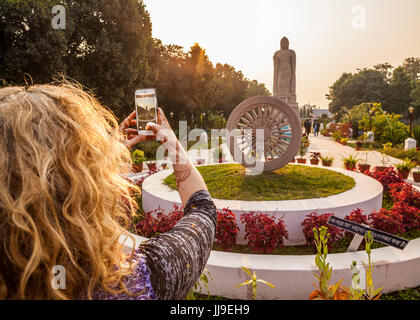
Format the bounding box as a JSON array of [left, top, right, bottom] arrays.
[[281, 37, 289, 50]]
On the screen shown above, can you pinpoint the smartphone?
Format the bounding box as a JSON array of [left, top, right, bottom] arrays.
[[135, 88, 157, 136]]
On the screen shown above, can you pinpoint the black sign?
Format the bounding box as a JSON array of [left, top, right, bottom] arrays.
[[327, 216, 409, 250]]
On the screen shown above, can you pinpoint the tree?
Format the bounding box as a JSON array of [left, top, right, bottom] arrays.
[[402, 57, 420, 81], [0, 1, 269, 122], [373, 62, 394, 82], [386, 67, 414, 115], [0, 0, 68, 84], [0, 0, 155, 120]]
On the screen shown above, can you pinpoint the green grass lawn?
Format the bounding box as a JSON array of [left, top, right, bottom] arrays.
[[164, 164, 356, 201]]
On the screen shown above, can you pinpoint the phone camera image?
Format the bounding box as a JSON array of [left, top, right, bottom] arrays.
[[135, 89, 157, 134]]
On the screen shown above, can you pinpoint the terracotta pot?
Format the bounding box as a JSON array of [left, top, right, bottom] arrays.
[[375, 166, 391, 172], [322, 161, 332, 167], [161, 163, 168, 169], [356, 142, 363, 151], [297, 159, 307, 164], [132, 163, 143, 173], [345, 164, 355, 171], [413, 172, 420, 182], [358, 164, 371, 173], [397, 169, 410, 180], [310, 159, 320, 165], [146, 162, 157, 171], [290, 159, 296, 163], [219, 158, 223, 163]]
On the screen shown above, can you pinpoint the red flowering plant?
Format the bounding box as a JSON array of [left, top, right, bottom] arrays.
[[391, 202, 420, 231], [240, 212, 288, 254], [344, 208, 369, 238], [301, 213, 343, 250], [388, 183, 420, 209], [368, 209, 405, 235], [364, 167, 404, 192], [136, 204, 184, 238], [215, 209, 239, 251]]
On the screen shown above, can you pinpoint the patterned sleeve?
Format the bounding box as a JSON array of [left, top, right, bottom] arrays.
[[137, 190, 217, 300]]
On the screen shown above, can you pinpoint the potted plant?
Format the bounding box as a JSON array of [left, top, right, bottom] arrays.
[[342, 154, 361, 171], [161, 162, 168, 170], [395, 159, 415, 180], [413, 167, 420, 182], [297, 137, 309, 164], [147, 161, 157, 171], [321, 155, 334, 167], [332, 130, 342, 142], [310, 152, 321, 165], [375, 145, 392, 172], [340, 138, 349, 146], [355, 134, 366, 151], [131, 149, 146, 173], [357, 152, 371, 173]]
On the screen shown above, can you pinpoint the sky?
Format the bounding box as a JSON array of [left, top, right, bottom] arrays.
[[142, 0, 420, 109]]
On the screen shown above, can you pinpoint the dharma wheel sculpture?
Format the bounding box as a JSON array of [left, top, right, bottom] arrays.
[[226, 96, 301, 172]]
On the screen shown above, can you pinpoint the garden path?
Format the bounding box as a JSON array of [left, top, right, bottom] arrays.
[[307, 134, 403, 169]]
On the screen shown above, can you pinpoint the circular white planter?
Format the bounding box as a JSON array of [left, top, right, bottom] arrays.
[[142, 164, 383, 245], [120, 233, 420, 300]]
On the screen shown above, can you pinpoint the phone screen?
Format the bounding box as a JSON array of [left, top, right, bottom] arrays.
[[135, 89, 157, 132]]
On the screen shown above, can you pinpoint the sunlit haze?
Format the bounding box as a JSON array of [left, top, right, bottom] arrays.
[[143, 0, 420, 109]]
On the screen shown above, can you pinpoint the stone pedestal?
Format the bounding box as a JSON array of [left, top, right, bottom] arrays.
[[367, 131, 374, 143], [405, 138, 417, 151], [273, 95, 299, 117]]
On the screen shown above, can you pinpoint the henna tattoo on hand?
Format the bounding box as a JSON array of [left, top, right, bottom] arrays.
[[172, 141, 192, 186], [173, 163, 192, 185]]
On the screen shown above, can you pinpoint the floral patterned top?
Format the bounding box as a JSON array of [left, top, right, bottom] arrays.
[[92, 190, 217, 300]]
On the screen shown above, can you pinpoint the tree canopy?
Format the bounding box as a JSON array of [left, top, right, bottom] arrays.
[[0, 0, 269, 121], [327, 58, 420, 120]]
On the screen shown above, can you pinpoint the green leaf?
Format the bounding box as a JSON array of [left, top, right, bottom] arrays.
[[257, 279, 276, 288], [241, 266, 252, 278], [236, 280, 252, 287]]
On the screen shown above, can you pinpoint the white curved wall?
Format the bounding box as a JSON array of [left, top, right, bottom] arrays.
[[142, 164, 383, 245], [120, 233, 420, 300]]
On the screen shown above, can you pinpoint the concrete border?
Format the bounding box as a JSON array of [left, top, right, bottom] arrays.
[[142, 164, 383, 245]]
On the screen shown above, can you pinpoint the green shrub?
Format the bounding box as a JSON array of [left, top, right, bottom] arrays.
[[358, 105, 408, 145]]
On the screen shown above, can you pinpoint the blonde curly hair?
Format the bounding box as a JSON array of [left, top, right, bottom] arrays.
[[0, 81, 139, 299]]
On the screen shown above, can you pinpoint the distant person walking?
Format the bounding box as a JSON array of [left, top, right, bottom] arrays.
[[304, 119, 311, 137], [313, 120, 319, 136]]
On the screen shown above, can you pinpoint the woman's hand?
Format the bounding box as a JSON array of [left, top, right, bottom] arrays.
[[119, 110, 154, 149], [145, 108, 177, 147]]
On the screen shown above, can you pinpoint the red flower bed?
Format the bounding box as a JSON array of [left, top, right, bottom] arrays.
[[364, 167, 405, 192], [240, 212, 288, 254], [344, 208, 369, 238], [215, 209, 239, 250], [136, 205, 184, 237], [301, 212, 342, 249], [369, 208, 405, 235], [388, 183, 420, 209], [392, 202, 420, 231]]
